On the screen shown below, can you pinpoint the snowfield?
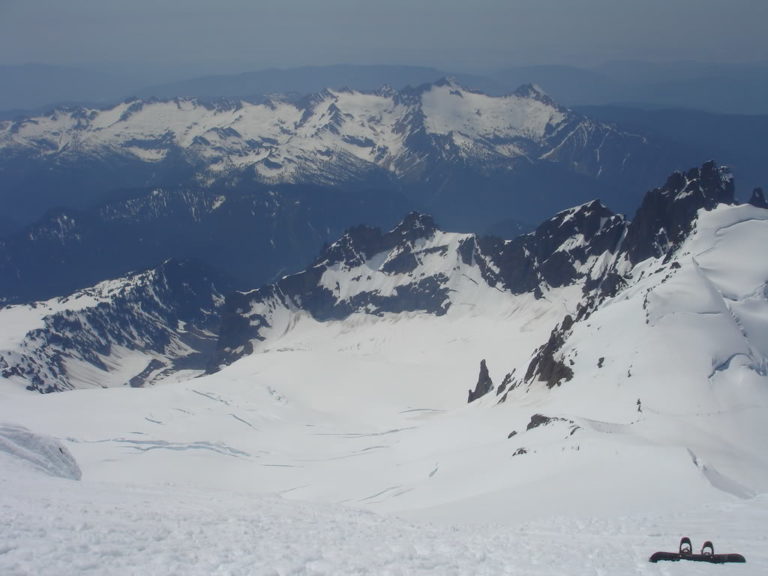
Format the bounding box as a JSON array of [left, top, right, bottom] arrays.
[[1, 203, 767, 574], [2, 424, 766, 575]]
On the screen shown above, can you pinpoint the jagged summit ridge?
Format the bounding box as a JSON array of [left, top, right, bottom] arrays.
[[212, 197, 632, 369], [316, 212, 437, 268], [621, 160, 735, 265], [213, 161, 753, 378], [502, 161, 756, 394], [0, 79, 627, 186], [512, 83, 555, 104], [473, 198, 626, 296]]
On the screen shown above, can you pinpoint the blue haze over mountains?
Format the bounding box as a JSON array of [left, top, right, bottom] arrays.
[[0, 62, 766, 305], [3, 61, 768, 115]]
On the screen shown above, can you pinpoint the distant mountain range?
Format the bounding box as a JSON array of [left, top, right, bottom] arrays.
[[2, 79, 765, 306], [4, 64, 765, 242], [2, 161, 766, 400], [0, 80, 637, 187], [0, 80, 669, 300]]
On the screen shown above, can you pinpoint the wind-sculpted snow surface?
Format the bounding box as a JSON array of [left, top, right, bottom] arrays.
[[0, 423, 80, 480]]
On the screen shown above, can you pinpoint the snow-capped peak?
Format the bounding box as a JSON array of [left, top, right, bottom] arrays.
[[512, 83, 554, 103], [391, 211, 437, 240], [212, 198, 629, 369], [0, 81, 619, 188]]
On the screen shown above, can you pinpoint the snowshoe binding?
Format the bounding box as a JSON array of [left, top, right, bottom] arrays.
[[649, 538, 746, 564], [680, 537, 692, 555]]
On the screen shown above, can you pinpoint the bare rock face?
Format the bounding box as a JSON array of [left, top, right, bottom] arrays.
[[468, 359, 494, 403], [523, 315, 575, 389], [621, 160, 735, 265], [750, 187, 767, 209], [491, 162, 743, 404], [474, 200, 625, 296]]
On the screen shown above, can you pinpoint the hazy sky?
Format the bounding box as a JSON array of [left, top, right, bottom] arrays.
[[1, 0, 767, 72]]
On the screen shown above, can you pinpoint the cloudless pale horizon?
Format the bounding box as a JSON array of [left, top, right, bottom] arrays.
[[1, 0, 767, 75]]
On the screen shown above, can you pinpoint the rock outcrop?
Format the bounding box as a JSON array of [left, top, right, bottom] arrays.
[[468, 359, 494, 403]]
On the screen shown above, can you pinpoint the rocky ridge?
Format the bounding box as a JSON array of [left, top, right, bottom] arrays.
[[211, 161, 749, 404], [1, 161, 758, 396], [0, 259, 230, 393], [501, 160, 739, 397], [212, 197, 627, 369]]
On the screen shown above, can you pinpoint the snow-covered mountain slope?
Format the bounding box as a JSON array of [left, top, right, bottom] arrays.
[[0, 80, 633, 184], [189, 164, 753, 512], [1, 162, 767, 573], [0, 196, 766, 527], [213, 202, 623, 368], [4, 253, 765, 525], [513, 160, 741, 390], [0, 423, 80, 480], [213, 162, 738, 376], [0, 161, 752, 405], [0, 200, 613, 392], [505, 200, 768, 490], [0, 259, 230, 392]]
